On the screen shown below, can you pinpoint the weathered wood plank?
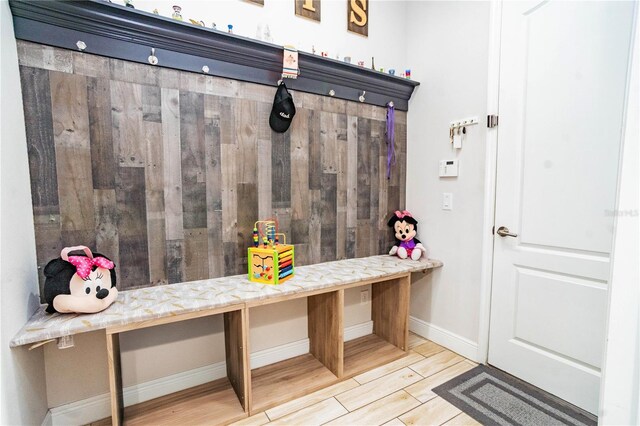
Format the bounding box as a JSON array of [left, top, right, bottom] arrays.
[[161, 88, 184, 240], [321, 173, 337, 262], [221, 144, 238, 243], [50, 71, 90, 149], [290, 109, 310, 221], [204, 95, 224, 278], [180, 71, 207, 94], [236, 99, 258, 185], [321, 112, 338, 174], [257, 138, 272, 219], [356, 220, 371, 258], [110, 58, 159, 86], [256, 101, 272, 141], [34, 214, 62, 298], [94, 189, 119, 277], [17, 41, 73, 73], [159, 68, 180, 90], [308, 110, 322, 190], [166, 239, 185, 284], [20, 66, 58, 210], [142, 85, 162, 122], [73, 51, 110, 79], [184, 228, 209, 281], [370, 120, 382, 255], [180, 91, 207, 229], [223, 241, 238, 277], [206, 76, 240, 98], [208, 211, 224, 278], [309, 190, 322, 265], [336, 116, 348, 260], [346, 227, 356, 259], [116, 167, 150, 288], [50, 71, 95, 235], [111, 81, 145, 167], [271, 130, 291, 209], [220, 97, 237, 145], [397, 123, 407, 209], [146, 186, 167, 285], [237, 183, 258, 273], [346, 116, 358, 231], [356, 117, 371, 220], [87, 77, 115, 189]]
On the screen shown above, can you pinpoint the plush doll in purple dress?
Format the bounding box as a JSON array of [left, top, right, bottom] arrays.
[[387, 210, 426, 260]]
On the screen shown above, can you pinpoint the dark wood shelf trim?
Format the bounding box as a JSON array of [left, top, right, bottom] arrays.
[[9, 0, 418, 110]]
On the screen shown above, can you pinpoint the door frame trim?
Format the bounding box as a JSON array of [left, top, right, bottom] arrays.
[[476, 0, 502, 364]]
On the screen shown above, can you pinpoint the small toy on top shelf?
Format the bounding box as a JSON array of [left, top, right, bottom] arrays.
[[248, 219, 294, 285], [387, 210, 426, 261]]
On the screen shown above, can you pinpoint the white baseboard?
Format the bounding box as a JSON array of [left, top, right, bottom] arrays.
[[345, 320, 373, 342], [41, 410, 52, 426], [48, 321, 374, 425], [409, 316, 479, 361], [250, 338, 310, 369]]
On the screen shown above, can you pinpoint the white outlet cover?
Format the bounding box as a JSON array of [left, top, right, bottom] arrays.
[[442, 193, 453, 210]]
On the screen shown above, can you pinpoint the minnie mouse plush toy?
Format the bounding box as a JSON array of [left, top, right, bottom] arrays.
[[43, 246, 118, 314], [387, 210, 426, 260]]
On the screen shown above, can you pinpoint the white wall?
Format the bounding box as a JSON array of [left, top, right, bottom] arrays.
[[405, 1, 491, 359], [599, 5, 639, 423], [0, 2, 49, 425], [136, 0, 408, 73]]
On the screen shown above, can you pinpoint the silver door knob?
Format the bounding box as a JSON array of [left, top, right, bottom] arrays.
[[496, 226, 518, 238]]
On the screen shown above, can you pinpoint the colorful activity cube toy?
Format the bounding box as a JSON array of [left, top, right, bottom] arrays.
[[248, 220, 294, 285]]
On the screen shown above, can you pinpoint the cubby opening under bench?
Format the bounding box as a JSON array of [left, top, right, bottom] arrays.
[[11, 255, 442, 425]]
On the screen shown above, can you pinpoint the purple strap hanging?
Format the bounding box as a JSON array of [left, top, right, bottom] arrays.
[[386, 102, 396, 180]]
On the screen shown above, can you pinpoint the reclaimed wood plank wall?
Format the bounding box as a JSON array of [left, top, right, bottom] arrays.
[[17, 41, 407, 294]]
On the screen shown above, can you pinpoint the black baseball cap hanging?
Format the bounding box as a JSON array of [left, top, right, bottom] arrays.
[[269, 82, 296, 133]]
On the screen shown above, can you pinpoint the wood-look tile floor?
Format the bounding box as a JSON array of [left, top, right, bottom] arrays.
[[231, 333, 480, 426], [90, 334, 479, 426]]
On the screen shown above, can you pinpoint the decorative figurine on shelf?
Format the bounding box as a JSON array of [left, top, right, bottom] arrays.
[[172, 5, 183, 21], [312, 45, 316, 55], [405, 69, 412, 79], [263, 24, 273, 42], [124, 0, 135, 8], [358, 60, 365, 67], [228, 24, 234, 33], [152, 8, 159, 14], [371, 56, 375, 70], [211, 22, 217, 30], [387, 211, 426, 261], [344, 56, 351, 63], [43, 246, 118, 314], [389, 69, 396, 76], [321, 51, 328, 57], [189, 19, 205, 26], [248, 220, 294, 285]]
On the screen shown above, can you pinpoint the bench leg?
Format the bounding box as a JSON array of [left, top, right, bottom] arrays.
[[372, 274, 410, 351], [308, 289, 344, 377], [106, 331, 124, 425], [225, 308, 250, 412]]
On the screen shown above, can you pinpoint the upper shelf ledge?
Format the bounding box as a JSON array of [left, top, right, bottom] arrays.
[[9, 0, 419, 110]]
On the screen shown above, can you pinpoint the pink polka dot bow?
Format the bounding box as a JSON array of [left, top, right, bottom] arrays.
[[67, 256, 114, 279], [60, 245, 114, 279], [394, 210, 412, 219]]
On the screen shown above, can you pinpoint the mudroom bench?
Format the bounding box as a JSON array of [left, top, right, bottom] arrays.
[[11, 255, 442, 425]]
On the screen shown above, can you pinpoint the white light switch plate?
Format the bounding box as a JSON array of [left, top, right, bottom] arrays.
[[442, 193, 453, 210]]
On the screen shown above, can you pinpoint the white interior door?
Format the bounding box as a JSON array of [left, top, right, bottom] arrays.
[[488, 0, 635, 414]]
